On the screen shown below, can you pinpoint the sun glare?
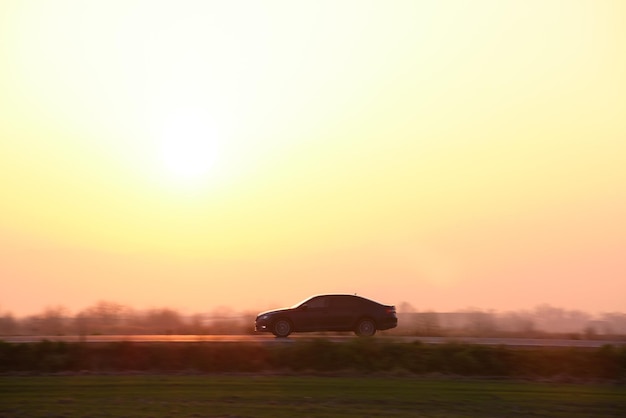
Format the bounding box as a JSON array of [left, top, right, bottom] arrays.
[[158, 109, 219, 184]]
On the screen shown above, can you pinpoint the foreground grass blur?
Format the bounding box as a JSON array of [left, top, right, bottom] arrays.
[[1, 375, 625, 418], [1, 339, 625, 381]]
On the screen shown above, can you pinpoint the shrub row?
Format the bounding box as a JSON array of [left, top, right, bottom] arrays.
[[1, 339, 625, 380]]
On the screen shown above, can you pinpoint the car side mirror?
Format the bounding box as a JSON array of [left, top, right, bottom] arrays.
[[300, 304, 308, 311]]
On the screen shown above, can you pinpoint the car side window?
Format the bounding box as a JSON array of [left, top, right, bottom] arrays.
[[331, 296, 359, 309], [305, 296, 328, 309]]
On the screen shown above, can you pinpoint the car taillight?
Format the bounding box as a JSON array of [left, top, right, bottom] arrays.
[[386, 307, 396, 315]]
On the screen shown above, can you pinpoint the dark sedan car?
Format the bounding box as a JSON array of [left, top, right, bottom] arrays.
[[255, 294, 398, 337]]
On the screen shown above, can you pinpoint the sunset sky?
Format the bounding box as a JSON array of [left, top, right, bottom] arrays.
[[1, 0, 625, 317]]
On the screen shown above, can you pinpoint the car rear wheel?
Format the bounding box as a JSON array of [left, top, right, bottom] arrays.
[[272, 319, 292, 338], [355, 318, 376, 337]]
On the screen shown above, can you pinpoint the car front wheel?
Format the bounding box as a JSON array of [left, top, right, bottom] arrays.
[[272, 319, 292, 338], [355, 318, 376, 337]]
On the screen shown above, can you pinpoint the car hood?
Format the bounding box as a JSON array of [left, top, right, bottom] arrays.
[[257, 307, 292, 317]]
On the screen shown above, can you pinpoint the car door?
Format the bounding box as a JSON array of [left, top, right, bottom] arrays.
[[291, 296, 331, 331], [327, 296, 359, 330]]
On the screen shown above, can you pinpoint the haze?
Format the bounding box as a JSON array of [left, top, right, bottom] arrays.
[[1, 1, 625, 317]]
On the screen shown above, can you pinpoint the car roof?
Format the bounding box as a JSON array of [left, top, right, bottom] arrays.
[[290, 294, 386, 308], [308, 294, 380, 303]]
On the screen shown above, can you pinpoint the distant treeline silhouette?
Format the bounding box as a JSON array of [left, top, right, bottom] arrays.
[[1, 301, 625, 339]]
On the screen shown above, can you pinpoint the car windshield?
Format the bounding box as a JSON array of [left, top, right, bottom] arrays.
[[290, 296, 314, 309]]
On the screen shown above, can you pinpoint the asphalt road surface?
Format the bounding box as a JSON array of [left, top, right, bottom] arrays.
[[2, 334, 624, 347]]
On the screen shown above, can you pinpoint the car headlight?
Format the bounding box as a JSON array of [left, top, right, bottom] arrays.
[[259, 314, 270, 321]]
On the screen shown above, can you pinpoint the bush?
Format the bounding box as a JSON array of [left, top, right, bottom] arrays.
[[1, 339, 625, 380]]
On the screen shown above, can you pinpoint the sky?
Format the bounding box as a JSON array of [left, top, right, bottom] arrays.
[[1, 0, 625, 317]]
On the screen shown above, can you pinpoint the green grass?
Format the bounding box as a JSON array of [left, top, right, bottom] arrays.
[[1, 375, 624, 417]]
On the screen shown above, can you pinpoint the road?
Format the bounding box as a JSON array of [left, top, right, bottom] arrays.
[[2, 334, 624, 348]]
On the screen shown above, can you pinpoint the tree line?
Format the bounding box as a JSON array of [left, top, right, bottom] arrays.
[[1, 301, 625, 339], [0, 301, 257, 336]]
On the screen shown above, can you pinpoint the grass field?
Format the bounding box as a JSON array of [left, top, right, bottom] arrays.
[[1, 375, 625, 417]]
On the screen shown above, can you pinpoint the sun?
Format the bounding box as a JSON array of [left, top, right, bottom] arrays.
[[158, 108, 219, 185]]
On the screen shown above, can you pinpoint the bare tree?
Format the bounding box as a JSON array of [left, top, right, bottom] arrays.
[[141, 308, 184, 334], [0, 311, 18, 335], [23, 306, 70, 335], [75, 301, 133, 335]]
